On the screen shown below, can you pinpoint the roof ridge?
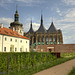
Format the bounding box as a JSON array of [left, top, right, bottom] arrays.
[[0, 27, 29, 40]]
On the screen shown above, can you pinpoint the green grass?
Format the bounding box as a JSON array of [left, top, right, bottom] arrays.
[[68, 67, 75, 75]]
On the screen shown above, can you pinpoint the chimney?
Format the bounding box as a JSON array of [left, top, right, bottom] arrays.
[[1, 23, 3, 28], [13, 27, 15, 31]]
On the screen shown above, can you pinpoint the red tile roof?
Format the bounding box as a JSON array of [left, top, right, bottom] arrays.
[[0, 26, 29, 40]]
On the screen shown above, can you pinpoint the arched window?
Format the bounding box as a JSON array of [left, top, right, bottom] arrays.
[[50, 36, 52, 42], [42, 36, 44, 42]]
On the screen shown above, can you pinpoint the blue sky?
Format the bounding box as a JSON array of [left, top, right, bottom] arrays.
[[0, 0, 75, 44]]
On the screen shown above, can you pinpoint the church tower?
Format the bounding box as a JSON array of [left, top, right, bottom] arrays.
[[9, 7, 23, 35]]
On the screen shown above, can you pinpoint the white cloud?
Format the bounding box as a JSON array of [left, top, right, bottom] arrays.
[[32, 23, 40, 31], [62, 0, 75, 5], [56, 8, 62, 16], [66, 9, 75, 18], [16, 0, 41, 3], [23, 22, 40, 32], [0, 0, 45, 7], [0, 17, 13, 28]]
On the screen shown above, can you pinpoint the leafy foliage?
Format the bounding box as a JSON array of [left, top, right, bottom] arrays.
[[0, 52, 75, 75]]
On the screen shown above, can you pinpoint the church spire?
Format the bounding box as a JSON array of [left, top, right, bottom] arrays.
[[30, 19, 32, 28], [14, 5, 19, 22], [27, 19, 34, 33], [41, 10, 43, 26]]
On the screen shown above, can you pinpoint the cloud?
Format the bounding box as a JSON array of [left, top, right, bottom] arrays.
[[0, 0, 45, 7], [62, 0, 75, 5], [16, 0, 41, 3], [0, 17, 13, 27], [23, 22, 40, 32], [32, 23, 40, 31], [56, 8, 62, 16], [65, 8, 75, 18]]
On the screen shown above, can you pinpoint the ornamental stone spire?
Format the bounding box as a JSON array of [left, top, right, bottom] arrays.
[[14, 5, 19, 22]]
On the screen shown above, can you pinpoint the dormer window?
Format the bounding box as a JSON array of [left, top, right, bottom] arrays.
[[20, 30, 21, 33]]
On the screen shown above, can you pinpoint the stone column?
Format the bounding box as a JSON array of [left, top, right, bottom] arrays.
[[40, 36, 42, 45], [44, 35, 46, 45], [36, 36, 37, 45], [48, 36, 49, 45], [52, 35, 54, 45], [57, 35, 58, 44], [32, 37, 34, 45]]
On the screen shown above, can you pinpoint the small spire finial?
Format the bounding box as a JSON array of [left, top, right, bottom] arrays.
[[52, 17, 53, 22], [41, 10, 43, 15], [31, 18, 32, 27], [16, 5, 18, 10]]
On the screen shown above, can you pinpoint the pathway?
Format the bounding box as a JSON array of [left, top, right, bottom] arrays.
[[33, 59, 75, 75]]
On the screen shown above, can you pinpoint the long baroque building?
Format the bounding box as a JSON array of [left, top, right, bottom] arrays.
[[25, 14, 63, 46], [0, 9, 29, 52]]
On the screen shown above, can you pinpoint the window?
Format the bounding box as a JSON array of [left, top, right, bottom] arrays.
[[10, 38, 12, 41], [5, 37, 7, 41], [20, 48, 22, 52], [20, 40, 22, 43], [0, 36, 1, 40], [26, 41, 27, 43], [15, 48, 17, 51], [4, 47, 6, 51], [26, 48, 27, 52], [15, 39, 17, 42], [10, 47, 12, 52], [20, 30, 21, 33]]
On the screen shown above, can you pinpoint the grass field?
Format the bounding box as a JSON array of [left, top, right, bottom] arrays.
[[68, 67, 75, 75]]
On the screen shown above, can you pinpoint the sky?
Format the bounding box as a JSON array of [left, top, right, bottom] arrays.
[[0, 0, 75, 44]]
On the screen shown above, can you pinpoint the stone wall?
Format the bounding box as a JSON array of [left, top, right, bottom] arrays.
[[36, 44, 75, 53]]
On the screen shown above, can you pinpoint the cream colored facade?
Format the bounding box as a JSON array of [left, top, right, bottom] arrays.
[[0, 34, 29, 52]]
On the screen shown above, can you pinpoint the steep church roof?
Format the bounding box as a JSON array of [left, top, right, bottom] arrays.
[[36, 15, 47, 33], [47, 22, 57, 33], [27, 20, 34, 33]]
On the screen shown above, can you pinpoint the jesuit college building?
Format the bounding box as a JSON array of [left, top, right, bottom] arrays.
[[0, 9, 29, 52]]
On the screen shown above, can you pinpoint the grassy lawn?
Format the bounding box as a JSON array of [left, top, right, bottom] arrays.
[[68, 67, 75, 75]]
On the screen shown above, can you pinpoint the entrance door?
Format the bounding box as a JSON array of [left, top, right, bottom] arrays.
[[47, 47, 54, 52], [10, 45, 14, 52], [49, 49, 52, 52]]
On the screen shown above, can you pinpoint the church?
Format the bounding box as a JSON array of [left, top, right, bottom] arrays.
[[25, 14, 63, 47]]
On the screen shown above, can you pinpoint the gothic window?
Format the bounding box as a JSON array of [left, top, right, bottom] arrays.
[[50, 36, 52, 42], [53, 36, 56, 42], [42, 36, 44, 42], [58, 36, 60, 42], [38, 36, 40, 42]]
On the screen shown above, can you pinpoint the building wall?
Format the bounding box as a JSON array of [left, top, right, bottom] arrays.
[[10, 26, 23, 36], [36, 44, 75, 53], [0, 34, 29, 52]]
